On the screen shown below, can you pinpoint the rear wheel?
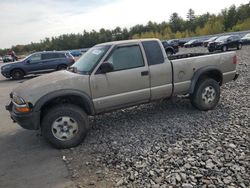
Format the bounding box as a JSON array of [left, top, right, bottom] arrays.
[[190, 78, 220, 111], [42, 104, 89, 149], [11, 69, 24, 80], [208, 49, 214, 53], [57, 64, 67, 70]]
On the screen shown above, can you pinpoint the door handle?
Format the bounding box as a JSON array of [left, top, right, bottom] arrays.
[[141, 71, 149, 76]]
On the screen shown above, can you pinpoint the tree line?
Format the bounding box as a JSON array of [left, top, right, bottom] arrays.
[[0, 2, 250, 56]]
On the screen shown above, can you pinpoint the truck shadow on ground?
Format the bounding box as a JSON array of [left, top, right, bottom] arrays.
[[0, 129, 49, 152]]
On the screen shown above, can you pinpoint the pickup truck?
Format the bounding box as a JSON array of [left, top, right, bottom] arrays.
[[5, 39, 239, 149]]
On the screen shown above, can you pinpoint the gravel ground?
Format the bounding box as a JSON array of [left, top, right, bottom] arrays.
[[61, 46, 250, 188]]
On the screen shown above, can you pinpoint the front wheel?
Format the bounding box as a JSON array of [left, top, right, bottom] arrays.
[[222, 45, 227, 52], [237, 43, 242, 50], [42, 104, 89, 149], [166, 50, 173, 57], [11, 69, 24, 80], [190, 79, 220, 111]]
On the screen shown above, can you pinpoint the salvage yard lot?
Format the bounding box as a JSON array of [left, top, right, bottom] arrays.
[[0, 71, 75, 187], [0, 46, 249, 188]]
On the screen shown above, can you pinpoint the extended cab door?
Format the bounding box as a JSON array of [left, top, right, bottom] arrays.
[[90, 43, 150, 113], [142, 40, 173, 100]]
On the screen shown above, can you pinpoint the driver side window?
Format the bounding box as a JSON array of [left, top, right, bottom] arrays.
[[107, 45, 144, 71], [29, 54, 41, 63]]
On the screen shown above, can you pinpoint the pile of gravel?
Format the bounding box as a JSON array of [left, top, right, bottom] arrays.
[[62, 46, 250, 188]]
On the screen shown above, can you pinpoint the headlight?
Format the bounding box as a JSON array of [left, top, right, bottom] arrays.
[[12, 94, 26, 105], [1, 65, 11, 70], [11, 93, 32, 113]]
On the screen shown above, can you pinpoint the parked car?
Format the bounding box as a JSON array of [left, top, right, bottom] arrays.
[[161, 40, 179, 56], [5, 39, 238, 148], [1, 51, 75, 80], [178, 39, 189, 47], [241, 33, 250, 45], [70, 50, 82, 57], [3, 55, 14, 63], [208, 35, 242, 52], [203, 36, 218, 47], [184, 39, 203, 48]]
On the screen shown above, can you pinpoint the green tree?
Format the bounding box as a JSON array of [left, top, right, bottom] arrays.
[[169, 12, 184, 32], [187, 9, 195, 21]]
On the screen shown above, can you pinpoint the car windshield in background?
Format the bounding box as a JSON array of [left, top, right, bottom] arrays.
[[72, 45, 111, 74], [243, 33, 250, 38], [187, 40, 196, 44], [208, 37, 217, 41], [215, 36, 229, 42]]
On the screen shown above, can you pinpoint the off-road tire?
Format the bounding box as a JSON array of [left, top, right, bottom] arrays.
[[41, 104, 89, 149], [190, 78, 220, 111]]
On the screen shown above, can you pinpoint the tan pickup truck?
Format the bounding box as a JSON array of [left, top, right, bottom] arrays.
[[6, 39, 239, 148]]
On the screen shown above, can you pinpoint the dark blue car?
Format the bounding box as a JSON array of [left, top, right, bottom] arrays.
[[1, 51, 75, 80]]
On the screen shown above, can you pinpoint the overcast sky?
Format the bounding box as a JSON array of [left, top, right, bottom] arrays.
[[0, 0, 249, 48]]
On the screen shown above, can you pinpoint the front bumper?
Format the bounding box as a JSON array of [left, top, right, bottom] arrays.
[[5, 102, 40, 130], [208, 44, 223, 51], [1, 70, 11, 78]]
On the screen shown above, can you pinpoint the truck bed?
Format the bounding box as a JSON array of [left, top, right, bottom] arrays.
[[168, 51, 233, 60]]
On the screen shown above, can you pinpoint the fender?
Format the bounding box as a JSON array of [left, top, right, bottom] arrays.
[[189, 65, 222, 94], [33, 89, 95, 115]]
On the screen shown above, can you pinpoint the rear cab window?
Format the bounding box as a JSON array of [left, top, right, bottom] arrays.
[[142, 41, 164, 66]]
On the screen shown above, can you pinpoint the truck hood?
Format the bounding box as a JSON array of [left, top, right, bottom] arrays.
[[13, 70, 91, 105]]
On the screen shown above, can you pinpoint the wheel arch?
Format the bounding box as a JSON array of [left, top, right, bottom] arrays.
[[34, 89, 95, 125], [189, 66, 223, 94], [10, 68, 26, 75]]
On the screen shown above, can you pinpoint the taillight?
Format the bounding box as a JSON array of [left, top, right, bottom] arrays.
[[232, 55, 237, 65], [69, 57, 75, 64]]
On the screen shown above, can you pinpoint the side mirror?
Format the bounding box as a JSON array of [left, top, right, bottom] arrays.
[[99, 62, 114, 73], [26, 60, 30, 64]]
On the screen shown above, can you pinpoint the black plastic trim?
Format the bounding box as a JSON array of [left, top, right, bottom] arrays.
[[189, 66, 222, 94], [33, 89, 95, 115]]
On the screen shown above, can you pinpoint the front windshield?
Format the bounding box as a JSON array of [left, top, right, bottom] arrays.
[[72, 45, 111, 74], [215, 36, 229, 42]]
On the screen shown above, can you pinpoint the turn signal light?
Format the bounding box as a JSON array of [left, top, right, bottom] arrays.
[[16, 107, 31, 113]]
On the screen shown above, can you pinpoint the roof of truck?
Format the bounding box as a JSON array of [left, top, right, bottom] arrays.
[[96, 38, 159, 46]]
